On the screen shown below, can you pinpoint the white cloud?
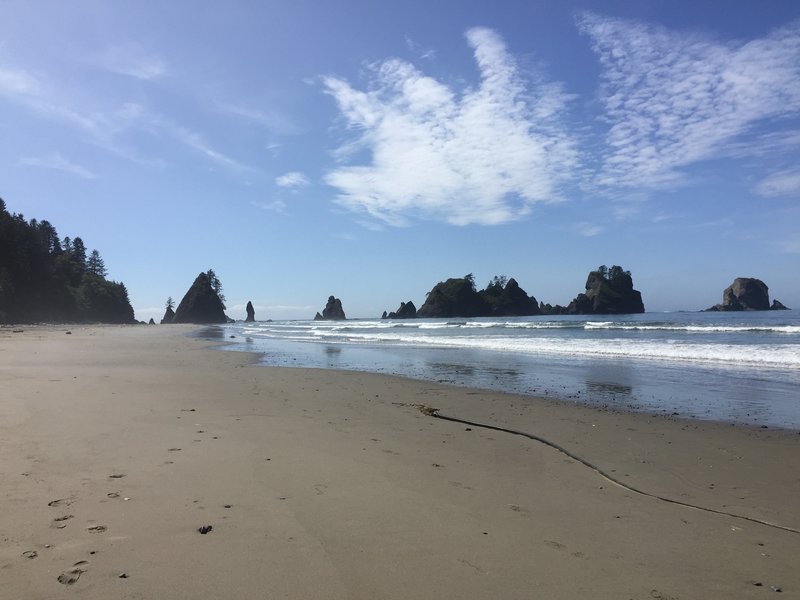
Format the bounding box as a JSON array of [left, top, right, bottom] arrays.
[[99, 45, 166, 80], [578, 13, 800, 191], [19, 153, 97, 179], [0, 67, 40, 95], [575, 222, 603, 237], [0, 61, 245, 171], [218, 103, 303, 135], [323, 27, 577, 226], [275, 171, 310, 188], [755, 169, 800, 197], [251, 199, 287, 213], [405, 36, 436, 60]]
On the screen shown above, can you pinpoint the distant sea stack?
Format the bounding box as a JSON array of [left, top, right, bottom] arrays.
[[382, 301, 417, 319], [481, 277, 540, 316], [416, 275, 487, 318], [416, 275, 540, 318], [245, 301, 255, 322], [543, 266, 644, 315], [172, 272, 229, 324], [160, 306, 175, 324], [706, 278, 789, 311], [314, 296, 346, 320]]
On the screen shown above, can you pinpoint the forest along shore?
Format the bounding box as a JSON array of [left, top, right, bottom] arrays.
[[1, 325, 798, 599]]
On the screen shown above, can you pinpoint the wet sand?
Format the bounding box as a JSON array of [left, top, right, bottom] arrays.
[[1, 324, 798, 599]]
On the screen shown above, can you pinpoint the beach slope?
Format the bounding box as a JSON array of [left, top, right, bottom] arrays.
[[1, 325, 798, 599]]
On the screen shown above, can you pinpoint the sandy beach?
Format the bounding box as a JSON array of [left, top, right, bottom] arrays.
[[1, 325, 798, 599]]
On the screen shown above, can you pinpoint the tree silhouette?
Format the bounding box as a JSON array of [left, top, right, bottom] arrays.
[[87, 250, 107, 277], [166, 296, 175, 310], [205, 268, 226, 307]]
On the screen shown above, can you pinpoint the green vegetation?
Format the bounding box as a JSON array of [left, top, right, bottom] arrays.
[[418, 274, 539, 318], [0, 198, 135, 324]]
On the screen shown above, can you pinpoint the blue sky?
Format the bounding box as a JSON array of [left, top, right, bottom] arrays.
[[1, 0, 799, 320]]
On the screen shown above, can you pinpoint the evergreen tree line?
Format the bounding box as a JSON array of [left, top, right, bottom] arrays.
[[0, 198, 135, 324]]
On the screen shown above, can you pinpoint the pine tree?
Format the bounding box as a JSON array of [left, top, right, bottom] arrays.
[[87, 249, 107, 277], [166, 296, 175, 310], [71, 237, 87, 266], [205, 268, 226, 307]]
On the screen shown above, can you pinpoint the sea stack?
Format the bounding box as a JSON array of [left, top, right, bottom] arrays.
[[245, 301, 255, 322], [383, 301, 417, 319], [706, 278, 789, 311], [543, 266, 644, 315], [160, 306, 175, 324], [314, 296, 346, 320], [172, 272, 228, 324]]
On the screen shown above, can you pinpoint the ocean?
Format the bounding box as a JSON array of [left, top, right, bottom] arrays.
[[213, 310, 800, 430]]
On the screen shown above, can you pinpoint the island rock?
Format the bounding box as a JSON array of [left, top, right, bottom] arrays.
[[416, 275, 488, 318], [417, 275, 542, 318], [314, 296, 346, 320], [245, 301, 255, 322], [551, 266, 644, 315], [383, 301, 417, 319], [706, 278, 788, 311], [160, 306, 175, 324], [480, 277, 540, 316], [172, 272, 229, 324]]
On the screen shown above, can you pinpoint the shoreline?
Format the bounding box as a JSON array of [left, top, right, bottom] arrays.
[[2, 325, 799, 598], [214, 316, 800, 431]]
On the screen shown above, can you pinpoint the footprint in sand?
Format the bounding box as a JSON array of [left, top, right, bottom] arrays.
[[52, 515, 74, 528], [108, 473, 126, 479], [168, 448, 181, 452], [58, 560, 88, 585], [87, 525, 107, 533], [22, 550, 38, 559], [48, 498, 73, 507]]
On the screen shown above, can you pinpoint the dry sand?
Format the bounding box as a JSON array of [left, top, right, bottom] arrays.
[[1, 324, 798, 599]]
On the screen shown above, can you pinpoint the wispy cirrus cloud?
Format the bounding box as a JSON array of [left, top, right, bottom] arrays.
[[251, 199, 287, 214], [19, 152, 97, 179], [575, 222, 603, 237], [218, 103, 303, 136], [0, 60, 246, 171], [275, 171, 310, 188], [323, 27, 578, 226], [98, 44, 166, 80], [578, 12, 800, 191], [755, 169, 800, 198]]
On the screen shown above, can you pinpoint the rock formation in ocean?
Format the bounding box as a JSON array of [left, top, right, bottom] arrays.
[[416, 275, 488, 318], [705, 278, 789, 311], [314, 296, 346, 320], [245, 301, 255, 322], [148, 318, 155, 325], [771, 299, 789, 310], [160, 306, 175, 324], [544, 266, 644, 315], [172, 272, 229, 324], [383, 301, 417, 319], [480, 277, 540, 316], [417, 275, 542, 318]]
